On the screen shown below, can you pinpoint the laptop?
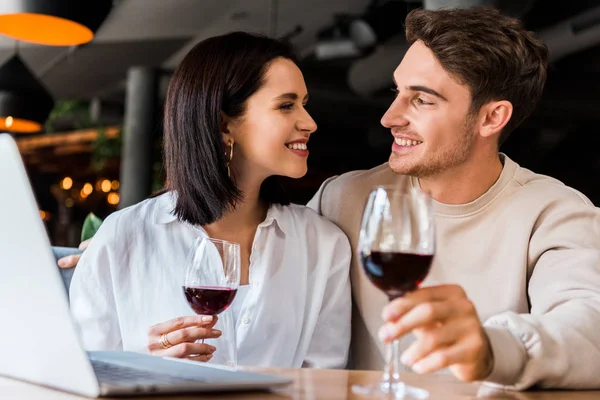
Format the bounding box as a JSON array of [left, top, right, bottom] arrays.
[[0, 133, 292, 397]]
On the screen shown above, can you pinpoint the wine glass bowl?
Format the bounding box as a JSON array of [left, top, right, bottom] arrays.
[[183, 286, 238, 316], [361, 251, 433, 300], [182, 237, 241, 316]]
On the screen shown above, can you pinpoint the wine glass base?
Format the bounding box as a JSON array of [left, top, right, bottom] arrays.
[[351, 382, 429, 399]]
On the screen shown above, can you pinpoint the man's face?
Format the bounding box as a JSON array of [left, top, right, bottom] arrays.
[[381, 40, 477, 178]]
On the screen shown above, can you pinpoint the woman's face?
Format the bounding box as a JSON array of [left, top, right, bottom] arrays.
[[226, 58, 317, 181]]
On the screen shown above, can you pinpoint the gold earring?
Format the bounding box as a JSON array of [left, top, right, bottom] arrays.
[[225, 141, 233, 178]]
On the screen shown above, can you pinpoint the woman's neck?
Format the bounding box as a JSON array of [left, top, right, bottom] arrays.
[[202, 171, 268, 287], [205, 173, 268, 235]]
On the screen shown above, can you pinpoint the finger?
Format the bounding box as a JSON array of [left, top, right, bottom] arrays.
[[148, 328, 219, 351], [57, 254, 81, 269], [79, 238, 92, 250], [202, 315, 219, 330], [148, 315, 215, 336], [149, 327, 222, 350], [410, 341, 472, 374], [382, 285, 467, 321], [185, 353, 214, 362], [161, 342, 217, 359], [379, 301, 454, 342], [400, 320, 463, 367]]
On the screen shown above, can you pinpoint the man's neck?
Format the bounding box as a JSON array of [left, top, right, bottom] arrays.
[[418, 153, 504, 205]]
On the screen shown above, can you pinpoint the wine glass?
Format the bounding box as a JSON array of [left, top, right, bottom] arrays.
[[182, 237, 240, 362], [352, 185, 435, 399]]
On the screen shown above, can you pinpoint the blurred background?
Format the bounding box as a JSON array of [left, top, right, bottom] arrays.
[[1, 0, 599, 246]]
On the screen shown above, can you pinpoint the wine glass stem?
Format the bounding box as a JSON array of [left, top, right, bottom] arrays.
[[382, 338, 404, 393]]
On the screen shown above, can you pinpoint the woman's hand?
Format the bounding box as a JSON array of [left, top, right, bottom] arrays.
[[147, 315, 222, 362]]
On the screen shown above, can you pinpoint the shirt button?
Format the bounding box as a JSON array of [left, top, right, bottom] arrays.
[[242, 317, 251, 325], [226, 361, 234, 366]]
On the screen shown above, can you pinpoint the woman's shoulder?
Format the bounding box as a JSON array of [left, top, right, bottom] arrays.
[[277, 203, 349, 242], [275, 204, 351, 268], [96, 193, 169, 237], [77, 194, 170, 271]]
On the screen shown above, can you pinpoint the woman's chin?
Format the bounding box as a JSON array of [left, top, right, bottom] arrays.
[[280, 166, 308, 179]]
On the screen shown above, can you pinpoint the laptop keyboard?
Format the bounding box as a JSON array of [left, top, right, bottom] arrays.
[[92, 359, 206, 386]]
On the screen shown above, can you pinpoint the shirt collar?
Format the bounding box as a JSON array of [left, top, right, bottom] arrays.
[[153, 191, 287, 235], [260, 204, 287, 234]]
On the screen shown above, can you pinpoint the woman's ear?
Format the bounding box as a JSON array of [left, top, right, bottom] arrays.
[[220, 111, 232, 143]]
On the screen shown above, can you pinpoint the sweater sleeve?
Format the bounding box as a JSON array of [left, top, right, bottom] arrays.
[[483, 192, 600, 390]]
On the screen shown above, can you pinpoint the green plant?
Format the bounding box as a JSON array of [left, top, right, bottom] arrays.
[[45, 100, 92, 132], [81, 213, 103, 242], [91, 126, 122, 172]]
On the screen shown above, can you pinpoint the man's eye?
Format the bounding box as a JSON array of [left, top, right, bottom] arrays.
[[415, 97, 433, 106]]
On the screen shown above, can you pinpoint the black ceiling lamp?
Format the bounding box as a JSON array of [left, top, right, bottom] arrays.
[[0, 54, 54, 133], [0, 0, 113, 46]]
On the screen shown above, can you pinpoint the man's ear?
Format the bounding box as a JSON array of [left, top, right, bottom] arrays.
[[478, 100, 513, 139]]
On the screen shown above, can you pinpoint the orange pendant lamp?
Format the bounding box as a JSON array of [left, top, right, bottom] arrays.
[[0, 0, 113, 46], [0, 55, 54, 133]]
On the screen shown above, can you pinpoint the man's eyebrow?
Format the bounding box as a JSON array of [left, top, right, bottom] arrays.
[[407, 85, 447, 101], [392, 77, 447, 101]]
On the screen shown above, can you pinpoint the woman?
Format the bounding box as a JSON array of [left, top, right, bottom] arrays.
[[69, 32, 351, 369]]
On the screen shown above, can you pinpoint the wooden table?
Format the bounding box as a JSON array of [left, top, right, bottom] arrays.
[[1, 368, 599, 399]]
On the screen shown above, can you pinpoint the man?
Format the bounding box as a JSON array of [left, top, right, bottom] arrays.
[[60, 5, 600, 391], [306, 5, 600, 391]]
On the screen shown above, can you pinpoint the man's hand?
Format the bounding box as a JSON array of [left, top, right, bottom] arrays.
[[379, 284, 494, 382]]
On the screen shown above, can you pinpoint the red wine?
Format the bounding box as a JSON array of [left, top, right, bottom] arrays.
[[361, 251, 433, 299], [182, 286, 237, 315]]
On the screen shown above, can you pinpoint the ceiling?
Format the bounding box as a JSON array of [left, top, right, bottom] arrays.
[[1, 0, 597, 101], [0, 0, 370, 102], [4, 0, 600, 209], [0, 0, 598, 107]]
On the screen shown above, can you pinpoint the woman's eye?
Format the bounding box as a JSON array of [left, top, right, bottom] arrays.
[[279, 103, 294, 110]]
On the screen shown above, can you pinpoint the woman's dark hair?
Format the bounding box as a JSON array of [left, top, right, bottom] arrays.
[[163, 31, 295, 226]]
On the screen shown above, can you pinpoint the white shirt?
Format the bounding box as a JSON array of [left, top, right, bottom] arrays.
[[69, 192, 351, 369], [231, 286, 250, 327]]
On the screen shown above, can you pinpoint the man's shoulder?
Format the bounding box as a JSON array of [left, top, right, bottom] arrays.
[[333, 163, 396, 184], [309, 162, 408, 222], [323, 163, 403, 195], [511, 161, 594, 207]]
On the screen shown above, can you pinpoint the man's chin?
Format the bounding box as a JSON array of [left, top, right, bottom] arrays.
[[388, 154, 415, 175]]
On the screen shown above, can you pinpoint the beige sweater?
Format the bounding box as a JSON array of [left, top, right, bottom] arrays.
[[307, 154, 600, 390]]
